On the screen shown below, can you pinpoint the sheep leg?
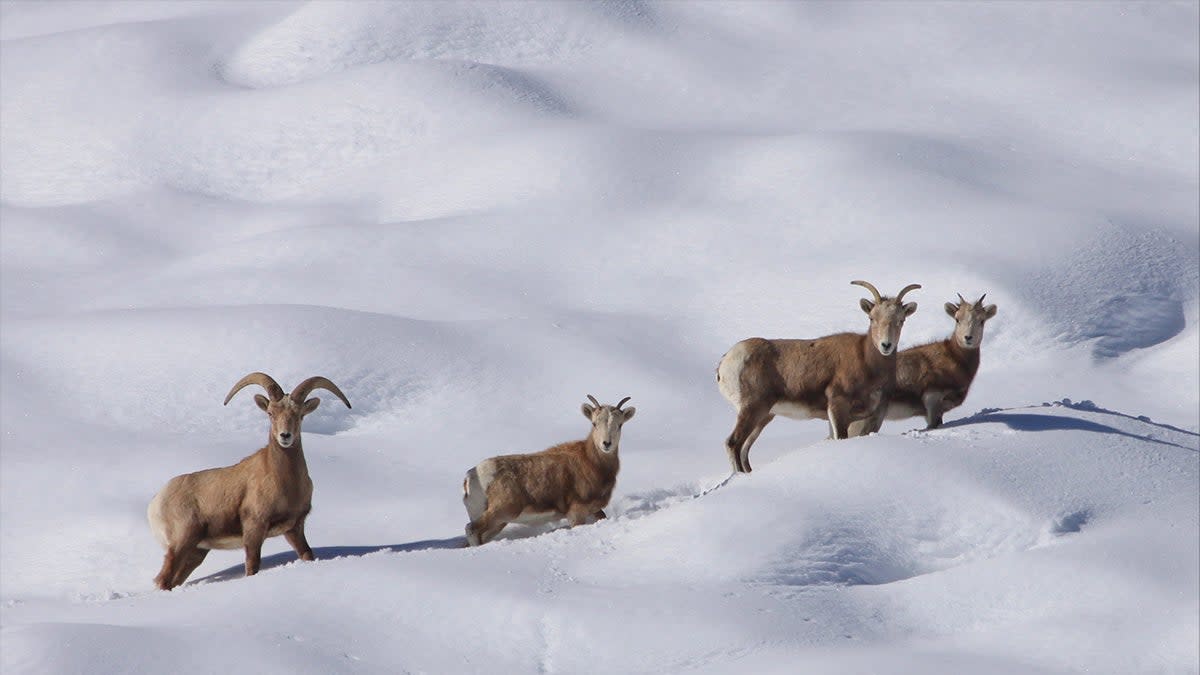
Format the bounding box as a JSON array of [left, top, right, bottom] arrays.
[[242, 521, 267, 577], [464, 522, 481, 547], [467, 502, 520, 546], [285, 516, 315, 562], [848, 410, 883, 437], [723, 428, 744, 473], [846, 418, 867, 437], [169, 547, 209, 588], [592, 510, 607, 521], [827, 397, 852, 439], [154, 549, 181, 590], [567, 504, 599, 527], [922, 391, 945, 429], [738, 413, 775, 473], [155, 527, 203, 590], [726, 405, 772, 473], [475, 520, 508, 546]]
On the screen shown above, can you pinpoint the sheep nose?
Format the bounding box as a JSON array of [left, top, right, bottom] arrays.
[[279, 432, 293, 441], [603, 440, 612, 449], [964, 335, 973, 341], [880, 341, 893, 351]]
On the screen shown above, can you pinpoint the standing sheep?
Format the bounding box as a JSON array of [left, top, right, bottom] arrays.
[[850, 293, 997, 434], [147, 372, 351, 590], [716, 280, 920, 472]]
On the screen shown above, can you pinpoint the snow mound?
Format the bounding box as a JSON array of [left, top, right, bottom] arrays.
[[219, 1, 646, 88], [1024, 221, 1198, 358], [2, 1, 1197, 673], [4, 404, 1194, 674]]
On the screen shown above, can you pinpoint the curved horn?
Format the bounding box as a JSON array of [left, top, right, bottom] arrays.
[[614, 396, 632, 410], [975, 293, 987, 308], [586, 394, 601, 408], [290, 376, 352, 409], [850, 280, 882, 303], [224, 372, 284, 405], [895, 283, 922, 302], [957, 292, 968, 306]]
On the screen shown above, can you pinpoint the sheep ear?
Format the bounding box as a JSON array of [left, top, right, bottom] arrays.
[[945, 302, 958, 317], [903, 302, 918, 317], [303, 397, 321, 415], [254, 394, 270, 412], [984, 304, 998, 319], [621, 407, 636, 422], [581, 403, 596, 420], [860, 298, 875, 314]]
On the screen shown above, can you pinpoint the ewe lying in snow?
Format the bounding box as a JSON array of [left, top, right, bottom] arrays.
[[850, 293, 998, 435], [463, 395, 635, 546], [716, 280, 920, 472], [148, 372, 351, 590]]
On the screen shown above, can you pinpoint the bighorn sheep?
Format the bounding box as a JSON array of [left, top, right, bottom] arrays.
[[716, 280, 920, 472], [147, 372, 351, 590], [849, 293, 997, 435], [462, 395, 635, 546]]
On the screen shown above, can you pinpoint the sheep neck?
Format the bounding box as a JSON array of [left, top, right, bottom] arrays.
[[264, 437, 309, 479], [860, 333, 896, 374], [945, 338, 982, 377], [585, 437, 621, 476]]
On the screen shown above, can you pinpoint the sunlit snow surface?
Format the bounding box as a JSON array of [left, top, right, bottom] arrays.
[[1, 2, 1197, 673]]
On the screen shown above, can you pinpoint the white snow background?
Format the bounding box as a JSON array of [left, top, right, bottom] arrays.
[[1, 1, 1197, 673]]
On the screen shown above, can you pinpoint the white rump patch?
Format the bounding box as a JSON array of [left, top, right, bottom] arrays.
[[475, 459, 497, 492], [146, 491, 169, 550], [463, 465, 490, 522], [716, 343, 752, 407]]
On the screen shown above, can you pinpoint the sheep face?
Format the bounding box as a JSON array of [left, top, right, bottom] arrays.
[[580, 399, 636, 455], [944, 294, 998, 350], [861, 297, 917, 356], [254, 394, 320, 448]]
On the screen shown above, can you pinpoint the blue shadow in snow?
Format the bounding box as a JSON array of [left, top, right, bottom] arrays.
[[940, 412, 1198, 452], [191, 536, 466, 585], [1050, 399, 1200, 438], [1051, 509, 1091, 535]]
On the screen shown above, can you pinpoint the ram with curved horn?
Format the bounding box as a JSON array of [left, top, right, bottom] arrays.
[[147, 372, 351, 589], [716, 280, 920, 472], [850, 293, 997, 435], [462, 395, 636, 546]]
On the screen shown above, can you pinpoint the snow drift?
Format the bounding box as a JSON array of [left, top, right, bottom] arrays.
[[1, 1, 1197, 673]]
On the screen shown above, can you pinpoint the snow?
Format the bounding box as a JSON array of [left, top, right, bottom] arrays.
[[1, 1, 1197, 673]]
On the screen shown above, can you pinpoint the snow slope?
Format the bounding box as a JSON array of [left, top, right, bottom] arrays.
[[1, 1, 1197, 673]]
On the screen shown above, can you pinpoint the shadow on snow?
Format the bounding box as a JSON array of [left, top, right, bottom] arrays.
[[939, 402, 1198, 452], [189, 521, 585, 585], [191, 536, 466, 585], [192, 399, 1193, 586]]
